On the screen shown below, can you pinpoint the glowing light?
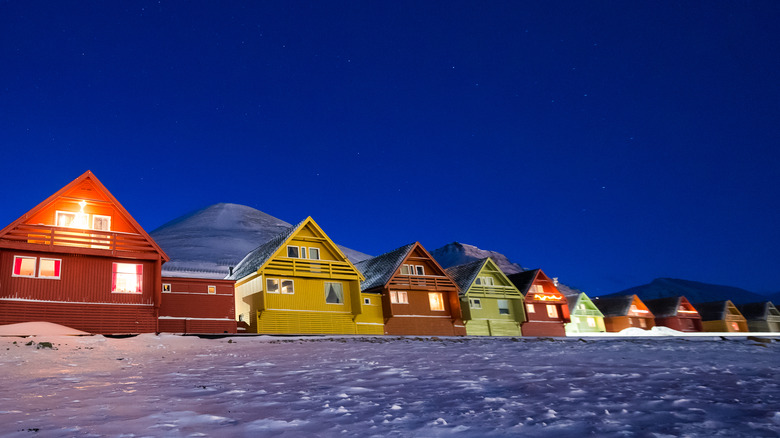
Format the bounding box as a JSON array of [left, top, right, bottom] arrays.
[[533, 293, 563, 301], [72, 200, 89, 229]]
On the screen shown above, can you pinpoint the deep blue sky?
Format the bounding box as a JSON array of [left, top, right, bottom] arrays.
[[2, 1, 779, 295]]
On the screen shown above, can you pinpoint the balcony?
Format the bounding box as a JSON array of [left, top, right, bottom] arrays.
[[0, 223, 160, 258]]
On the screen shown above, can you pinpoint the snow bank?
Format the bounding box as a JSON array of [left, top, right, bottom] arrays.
[[0, 321, 89, 336]]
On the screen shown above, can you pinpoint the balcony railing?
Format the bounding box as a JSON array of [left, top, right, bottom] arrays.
[[388, 274, 456, 290], [1, 223, 159, 255], [264, 258, 360, 279]]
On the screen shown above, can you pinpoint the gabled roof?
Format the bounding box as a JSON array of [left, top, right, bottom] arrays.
[[738, 301, 779, 321], [694, 300, 743, 321], [355, 243, 416, 291], [645, 296, 684, 318], [592, 295, 652, 318], [0, 170, 168, 261], [445, 258, 488, 293], [506, 269, 539, 295], [228, 217, 360, 281]]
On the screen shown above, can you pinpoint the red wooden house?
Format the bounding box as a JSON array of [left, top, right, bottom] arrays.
[[507, 269, 570, 337], [593, 295, 656, 332], [355, 242, 466, 336], [158, 276, 236, 334], [645, 296, 702, 332], [0, 171, 169, 334]]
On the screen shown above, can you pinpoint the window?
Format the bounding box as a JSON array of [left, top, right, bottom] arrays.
[[56, 211, 78, 228], [731, 322, 741, 331], [300, 247, 307, 259], [535, 284, 544, 294], [498, 299, 510, 315], [325, 282, 344, 304], [112, 263, 142, 294], [526, 303, 536, 314], [208, 285, 216, 295], [92, 215, 111, 231], [639, 318, 646, 328], [475, 277, 481, 285], [38, 258, 61, 279], [400, 264, 412, 275], [546, 304, 558, 318], [163, 283, 171, 293], [415, 265, 425, 275], [287, 246, 299, 258], [281, 279, 295, 294], [390, 291, 408, 304], [587, 317, 596, 328], [479, 277, 494, 286], [309, 248, 320, 260], [429, 292, 445, 311], [266, 278, 280, 294], [469, 298, 482, 309], [12, 256, 37, 277], [578, 303, 586, 310], [364, 297, 371, 305]]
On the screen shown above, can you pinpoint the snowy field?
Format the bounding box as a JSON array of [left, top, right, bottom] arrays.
[[1, 331, 779, 437]]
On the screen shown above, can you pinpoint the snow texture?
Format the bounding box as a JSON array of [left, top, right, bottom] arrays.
[[1, 333, 778, 437], [150, 203, 371, 279]]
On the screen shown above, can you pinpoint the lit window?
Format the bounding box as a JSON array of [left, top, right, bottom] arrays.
[[92, 215, 111, 231], [309, 248, 320, 260], [325, 282, 344, 304], [535, 284, 544, 294], [429, 292, 445, 311], [300, 247, 307, 259], [12, 256, 37, 277], [639, 318, 646, 328], [546, 304, 558, 318], [112, 263, 142, 294], [390, 291, 408, 304], [400, 264, 412, 275], [630, 304, 638, 314], [731, 322, 740, 331], [163, 283, 171, 293], [364, 297, 371, 305], [415, 265, 425, 275], [38, 258, 61, 279], [578, 303, 586, 310], [56, 211, 77, 228], [526, 303, 535, 314], [208, 285, 216, 294], [266, 278, 280, 293], [587, 317, 596, 327], [287, 246, 299, 258], [498, 299, 510, 315], [483, 277, 494, 286], [470, 298, 482, 309], [281, 279, 294, 294]]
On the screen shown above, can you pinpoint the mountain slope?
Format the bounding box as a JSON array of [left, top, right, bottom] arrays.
[[151, 203, 371, 278], [430, 242, 524, 275], [599, 278, 767, 305]]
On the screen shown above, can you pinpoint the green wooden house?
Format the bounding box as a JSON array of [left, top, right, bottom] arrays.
[[564, 292, 606, 334], [445, 257, 526, 336]]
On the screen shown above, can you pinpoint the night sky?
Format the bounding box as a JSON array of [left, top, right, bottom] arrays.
[[2, 2, 779, 295]]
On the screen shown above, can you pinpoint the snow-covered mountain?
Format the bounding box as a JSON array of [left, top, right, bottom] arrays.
[[150, 203, 371, 279], [598, 278, 768, 305], [431, 242, 525, 274]]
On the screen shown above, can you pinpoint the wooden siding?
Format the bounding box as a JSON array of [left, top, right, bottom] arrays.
[[603, 315, 655, 332], [460, 259, 525, 336], [1, 224, 161, 259], [654, 316, 702, 332], [159, 277, 236, 333], [0, 299, 156, 334]]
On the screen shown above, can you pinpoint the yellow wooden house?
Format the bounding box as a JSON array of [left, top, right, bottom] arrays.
[[230, 217, 384, 335]]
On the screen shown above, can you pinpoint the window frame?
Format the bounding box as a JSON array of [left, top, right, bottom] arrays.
[[324, 282, 344, 304], [111, 262, 143, 294], [287, 246, 300, 258], [497, 299, 510, 315], [428, 292, 445, 311], [281, 279, 295, 294], [309, 247, 320, 260], [546, 304, 558, 319], [162, 283, 172, 293], [266, 278, 280, 294], [91, 214, 112, 231], [364, 297, 371, 305], [526, 303, 536, 314], [469, 298, 482, 309], [12, 255, 38, 278], [207, 285, 217, 295], [390, 290, 408, 304], [415, 265, 425, 275], [38, 258, 62, 279], [400, 264, 412, 275]]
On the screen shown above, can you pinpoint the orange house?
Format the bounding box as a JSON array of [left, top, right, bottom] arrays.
[[0, 171, 169, 334], [593, 295, 656, 332]]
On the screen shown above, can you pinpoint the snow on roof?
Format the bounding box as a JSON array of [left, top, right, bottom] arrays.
[[355, 243, 416, 291], [227, 220, 301, 280], [445, 258, 488, 294]]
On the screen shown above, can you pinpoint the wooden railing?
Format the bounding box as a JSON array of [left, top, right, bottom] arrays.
[[388, 274, 456, 290], [1, 223, 159, 254], [264, 258, 359, 279], [467, 284, 522, 297]]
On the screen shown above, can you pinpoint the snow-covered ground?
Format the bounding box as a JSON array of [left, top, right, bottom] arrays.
[[1, 331, 778, 437]]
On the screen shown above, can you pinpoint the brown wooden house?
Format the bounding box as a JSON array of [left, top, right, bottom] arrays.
[[0, 171, 169, 334], [737, 301, 780, 333], [507, 269, 570, 337], [644, 296, 702, 332], [693, 300, 748, 333], [355, 242, 466, 336], [592, 295, 655, 332]]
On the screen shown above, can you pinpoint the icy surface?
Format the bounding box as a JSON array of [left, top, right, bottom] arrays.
[[0, 335, 778, 437]]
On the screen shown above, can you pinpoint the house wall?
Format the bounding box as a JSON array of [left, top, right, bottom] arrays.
[[566, 314, 606, 334], [382, 288, 464, 336], [158, 277, 236, 334], [356, 292, 384, 335], [655, 316, 702, 332], [702, 317, 748, 332], [0, 249, 157, 333], [462, 296, 523, 336]]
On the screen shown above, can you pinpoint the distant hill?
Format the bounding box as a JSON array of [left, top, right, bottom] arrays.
[[431, 242, 524, 274], [151, 203, 371, 279], [599, 278, 768, 305]]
